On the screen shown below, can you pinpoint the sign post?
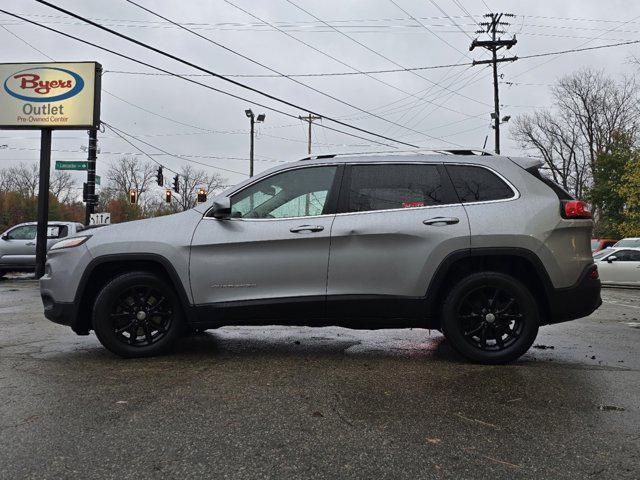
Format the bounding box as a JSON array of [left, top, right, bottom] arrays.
[[35, 129, 52, 279], [0, 62, 101, 278]]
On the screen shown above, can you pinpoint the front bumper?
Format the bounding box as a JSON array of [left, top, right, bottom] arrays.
[[42, 294, 74, 325], [546, 264, 602, 324]]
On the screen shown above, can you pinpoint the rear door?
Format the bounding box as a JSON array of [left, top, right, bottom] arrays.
[[327, 162, 470, 318]]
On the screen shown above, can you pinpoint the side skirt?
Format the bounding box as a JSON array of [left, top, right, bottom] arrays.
[[190, 295, 436, 330]]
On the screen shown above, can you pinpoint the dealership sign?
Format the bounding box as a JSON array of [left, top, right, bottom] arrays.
[[0, 62, 101, 129]]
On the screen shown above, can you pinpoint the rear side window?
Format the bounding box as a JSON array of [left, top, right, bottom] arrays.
[[526, 167, 573, 200], [345, 164, 450, 213], [446, 165, 514, 203]]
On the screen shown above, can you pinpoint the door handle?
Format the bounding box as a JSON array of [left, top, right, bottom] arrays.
[[423, 217, 459, 226], [26, 242, 36, 246], [290, 225, 324, 233]]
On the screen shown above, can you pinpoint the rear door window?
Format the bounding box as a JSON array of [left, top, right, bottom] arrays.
[[343, 164, 453, 213], [446, 165, 514, 203]]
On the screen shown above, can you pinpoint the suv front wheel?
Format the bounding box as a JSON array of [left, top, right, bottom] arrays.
[[441, 272, 539, 364], [92, 271, 185, 358]]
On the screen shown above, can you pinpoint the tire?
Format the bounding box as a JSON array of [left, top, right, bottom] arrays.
[[92, 271, 185, 358], [440, 272, 539, 364]]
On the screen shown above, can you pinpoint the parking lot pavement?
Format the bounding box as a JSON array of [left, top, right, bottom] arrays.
[[0, 278, 638, 480]]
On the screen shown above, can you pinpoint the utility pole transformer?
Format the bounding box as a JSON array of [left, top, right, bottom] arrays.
[[299, 114, 322, 155], [470, 13, 517, 154]]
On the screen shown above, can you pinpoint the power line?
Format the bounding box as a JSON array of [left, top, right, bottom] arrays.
[[284, 0, 490, 107], [29, 1, 427, 149], [426, 0, 474, 40], [103, 122, 248, 176], [0, 8, 402, 150], [104, 60, 473, 78], [123, 0, 462, 144], [518, 38, 640, 59], [222, 0, 478, 120]]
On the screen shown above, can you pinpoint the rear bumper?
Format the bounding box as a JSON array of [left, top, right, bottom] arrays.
[[546, 264, 602, 324]]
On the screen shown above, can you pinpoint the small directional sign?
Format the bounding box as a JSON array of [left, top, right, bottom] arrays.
[[95, 175, 101, 186], [90, 212, 110, 226], [55, 161, 87, 171]]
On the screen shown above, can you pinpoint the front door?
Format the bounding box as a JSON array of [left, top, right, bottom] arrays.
[[190, 164, 341, 321], [327, 162, 470, 319], [600, 249, 640, 285]]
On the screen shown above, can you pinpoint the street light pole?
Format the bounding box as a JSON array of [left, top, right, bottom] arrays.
[[246, 109, 266, 178]]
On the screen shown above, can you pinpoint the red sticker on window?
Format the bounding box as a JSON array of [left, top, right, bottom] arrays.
[[402, 201, 424, 208]]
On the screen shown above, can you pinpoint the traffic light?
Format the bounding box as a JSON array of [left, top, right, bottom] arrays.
[[173, 174, 179, 193], [165, 189, 172, 203], [197, 188, 207, 203], [156, 166, 164, 186], [129, 189, 137, 204]]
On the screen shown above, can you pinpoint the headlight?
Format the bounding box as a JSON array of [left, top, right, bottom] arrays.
[[50, 235, 91, 251]]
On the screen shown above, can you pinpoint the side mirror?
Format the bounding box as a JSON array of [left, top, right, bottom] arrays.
[[606, 255, 617, 263], [211, 197, 231, 219]]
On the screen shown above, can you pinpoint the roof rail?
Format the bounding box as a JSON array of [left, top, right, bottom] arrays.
[[299, 149, 493, 161]]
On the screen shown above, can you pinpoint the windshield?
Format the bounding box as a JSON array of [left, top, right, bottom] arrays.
[[613, 238, 640, 248], [593, 249, 613, 260], [591, 240, 599, 250]]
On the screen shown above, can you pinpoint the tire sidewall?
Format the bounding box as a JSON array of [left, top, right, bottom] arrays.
[[92, 272, 184, 358], [441, 272, 539, 364]]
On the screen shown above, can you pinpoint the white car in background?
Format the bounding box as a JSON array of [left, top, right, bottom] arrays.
[[612, 237, 640, 248], [593, 247, 640, 286]]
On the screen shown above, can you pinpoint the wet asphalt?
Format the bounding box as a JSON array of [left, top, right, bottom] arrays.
[[0, 277, 639, 479]]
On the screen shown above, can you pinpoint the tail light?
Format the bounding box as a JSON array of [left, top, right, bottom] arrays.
[[588, 265, 599, 280], [561, 200, 591, 219]]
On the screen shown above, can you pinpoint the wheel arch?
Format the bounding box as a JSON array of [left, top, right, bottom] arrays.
[[425, 248, 554, 326], [73, 253, 193, 334]]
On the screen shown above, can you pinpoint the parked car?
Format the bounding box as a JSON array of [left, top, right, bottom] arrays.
[[0, 221, 84, 277], [40, 152, 601, 363], [594, 247, 640, 286], [612, 237, 640, 248], [591, 238, 618, 253]]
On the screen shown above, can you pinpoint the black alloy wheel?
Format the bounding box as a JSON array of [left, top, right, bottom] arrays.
[[458, 286, 524, 351], [93, 272, 184, 357], [441, 272, 539, 364], [110, 285, 173, 347]]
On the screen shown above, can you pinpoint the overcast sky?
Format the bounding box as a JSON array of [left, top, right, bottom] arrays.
[[1, 0, 640, 188]]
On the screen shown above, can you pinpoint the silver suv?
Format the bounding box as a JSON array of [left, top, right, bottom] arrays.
[[40, 152, 601, 363]]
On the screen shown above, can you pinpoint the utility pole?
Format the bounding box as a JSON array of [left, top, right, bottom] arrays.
[[299, 113, 322, 155], [245, 109, 265, 177], [84, 128, 98, 225], [470, 13, 517, 154]]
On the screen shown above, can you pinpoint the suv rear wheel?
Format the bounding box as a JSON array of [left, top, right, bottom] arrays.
[[92, 271, 185, 358], [441, 272, 539, 364]]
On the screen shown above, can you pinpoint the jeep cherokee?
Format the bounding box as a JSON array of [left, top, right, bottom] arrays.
[[40, 151, 602, 363]]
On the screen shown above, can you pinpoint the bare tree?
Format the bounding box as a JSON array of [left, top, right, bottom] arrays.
[[50, 170, 77, 203], [0, 163, 39, 197], [511, 68, 640, 201], [105, 156, 156, 203], [172, 164, 226, 211]]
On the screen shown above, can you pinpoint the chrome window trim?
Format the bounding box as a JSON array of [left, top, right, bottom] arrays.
[[203, 162, 339, 220], [202, 160, 520, 220], [333, 161, 519, 217]]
